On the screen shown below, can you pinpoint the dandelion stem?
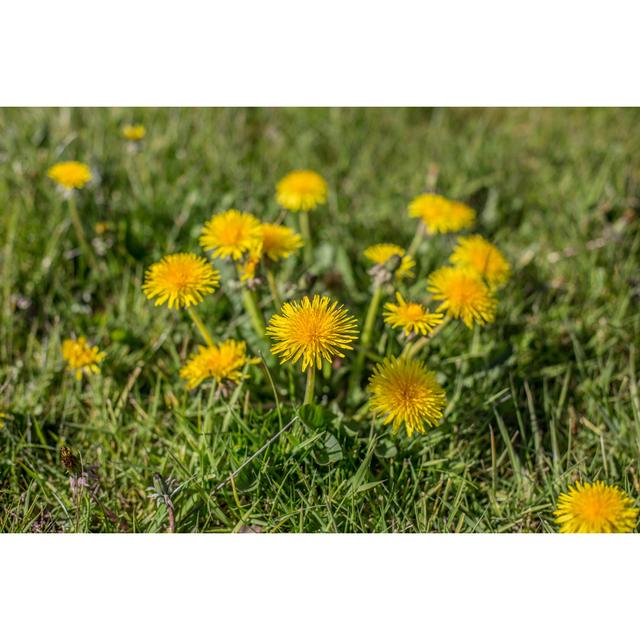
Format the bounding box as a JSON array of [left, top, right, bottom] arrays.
[[407, 221, 425, 258], [241, 288, 266, 339], [299, 210, 313, 265], [349, 283, 383, 397], [186, 307, 214, 346], [304, 366, 316, 405], [265, 267, 283, 310], [68, 195, 98, 271]]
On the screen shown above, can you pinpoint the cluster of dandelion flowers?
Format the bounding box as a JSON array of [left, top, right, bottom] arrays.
[[363, 244, 415, 280], [200, 209, 262, 260], [408, 193, 475, 234], [180, 339, 258, 390], [267, 295, 359, 371], [121, 124, 146, 141], [62, 337, 106, 380], [276, 170, 328, 213], [554, 481, 638, 533], [383, 292, 443, 337], [450, 235, 511, 289], [142, 253, 220, 309], [47, 161, 92, 190], [259, 223, 304, 261], [369, 357, 446, 437], [427, 266, 496, 328]]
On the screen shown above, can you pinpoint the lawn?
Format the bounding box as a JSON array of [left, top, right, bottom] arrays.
[[1, 107, 639, 533]]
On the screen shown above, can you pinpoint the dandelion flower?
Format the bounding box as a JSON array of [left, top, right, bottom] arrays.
[[369, 357, 446, 437], [260, 223, 304, 261], [450, 235, 511, 288], [276, 170, 328, 212], [180, 339, 258, 390], [383, 292, 443, 336], [408, 193, 475, 234], [47, 161, 92, 190], [142, 253, 220, 309], [200, 209, 262, 260], [62, 337, 106, 380], [238, 239, 263, 284], [363, 244, 415, 280], [554, 481, 638, 533], [427, 266, 496, 328], [267, 295, 358, 371], [121, 124, 146, 141]]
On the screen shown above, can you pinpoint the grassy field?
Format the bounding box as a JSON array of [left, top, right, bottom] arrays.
[[1, 107, 639, 533]]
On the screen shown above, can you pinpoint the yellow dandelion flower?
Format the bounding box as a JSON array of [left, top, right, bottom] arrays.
[[408, 193, 475, 234], [276, 170, 328, 212], [200, 209, 262, 260], [383, 292, 444, 336], [142, 253, 220, 309], [121, 124, 146, 141], [267, 295, 358, 371], [369, 357, 446, 437], [180, 339, 258, 390], [450, 235, 511, 288], [554, 481, 638, 533], [61, 337, 106, 380], [47, 161, 92, 190], [238, 239, 263, 283], [427, 266, 496, 328], [363, 243, 415, 280], [260, 223, 304, 261], [0, 411, 10, 429]]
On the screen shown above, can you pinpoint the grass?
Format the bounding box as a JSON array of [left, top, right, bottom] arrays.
[[1, 107, 640, 533]]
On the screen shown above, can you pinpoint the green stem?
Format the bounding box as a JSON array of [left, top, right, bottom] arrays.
[[299, 210, 312, 265], [265, 268, 283, 310], [241, 288, 266, 339], [303, 366, 316, 405], [68, 195, 98, 271], [186, 307, 214, 346], [407, 221, 425, 258]]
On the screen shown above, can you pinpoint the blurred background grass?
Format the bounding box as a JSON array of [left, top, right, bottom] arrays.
[[1, 107, 640, 532]]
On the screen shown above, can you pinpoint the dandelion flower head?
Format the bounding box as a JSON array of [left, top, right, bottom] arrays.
[[408, 193, 475, 234], [363, 243, 415, 280], [237, 239, 263, 283], [276, 170, 328, 212], [369, 357, 446, 437], [383, 292, 443, 336], [142, 253, 220, 309], [121, 124, 146, 141], [450, 235, 511, 288], [554, 481, 638, 533], [267, 295, 358, 371], [180, 339, 258, 390], [47, 161, 92, 190], [200, 209, 262, 260], [62, 337, 106, 380], [260, 223, 304, 261], [427, 266, 496, 328]]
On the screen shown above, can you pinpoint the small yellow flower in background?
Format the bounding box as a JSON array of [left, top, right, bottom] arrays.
[[363, 243, 415, 280], [408, 193, 475, 234], [0, 411, 11, 429], [200, 209, 262, 260], [180, 339, 258, 389], [554, 481, 638, 533], [369, 357, 446, 437], [61, 337, 106, 380], [47, 161, 92, 190], [267, 295, 358, 371], [427, 266, 496, 328], [276, 170, 328, 212], [142, 253, 220, 309], [238, 239, 263, 283], [383, 292, 443, 336], [450, 235, 511, 289], [260, 223, 304, 261], [121, 124, 146, 141]]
